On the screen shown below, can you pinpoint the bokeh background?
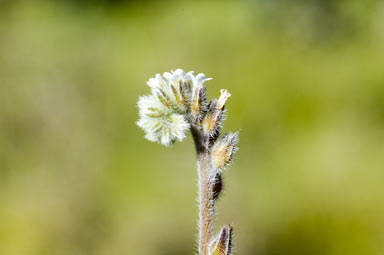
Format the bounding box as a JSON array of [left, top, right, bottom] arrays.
[[1, 0, 384, 254]]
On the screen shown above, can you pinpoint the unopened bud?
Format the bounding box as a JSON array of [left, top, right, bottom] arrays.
[[211, 132, 239, 170], [202, 100, 225, 137], [191, 86, 208, 122], [209, 225, 233, 255]]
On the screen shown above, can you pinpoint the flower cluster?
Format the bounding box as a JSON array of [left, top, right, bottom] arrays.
[[137, 69, 212, 146]]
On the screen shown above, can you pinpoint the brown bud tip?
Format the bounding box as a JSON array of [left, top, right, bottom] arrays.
[[211, 172, 223, 201], [209, 225, 233, 255]]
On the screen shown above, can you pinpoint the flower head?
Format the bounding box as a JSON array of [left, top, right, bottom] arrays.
[[137, 69, 212, 146]]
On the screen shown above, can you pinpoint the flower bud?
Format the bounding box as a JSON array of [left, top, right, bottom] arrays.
[[211, 133, 239, 170], [191, 86, 208, 122], [202, 99, 225, 138], [209, 225, 233, 255]]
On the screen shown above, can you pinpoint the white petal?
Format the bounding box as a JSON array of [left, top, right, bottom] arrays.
[[169, 114, 189, 141], [195, 73, 206, 83], [144, 132, 158, 142], [217, 89, 231, 109], [160, 130, 171, 146], [163, 72, 173, 81], [174, 69, 186, 76], [194, 73, 212, 86], [184, 71, 195, 82], [146, 78, 159, 89], [155, 73, 163, 81]]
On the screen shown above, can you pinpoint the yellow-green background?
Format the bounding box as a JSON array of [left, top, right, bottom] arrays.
[[1, 0, 384, 254]]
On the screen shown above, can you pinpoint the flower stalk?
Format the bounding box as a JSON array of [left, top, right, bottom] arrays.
[[137, 69, 238, 255]]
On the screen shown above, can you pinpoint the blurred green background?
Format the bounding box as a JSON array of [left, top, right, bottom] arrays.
[[1, 0, 384, 254]]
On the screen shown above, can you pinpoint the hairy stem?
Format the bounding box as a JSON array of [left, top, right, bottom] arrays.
[[197, 152, 214, 255], [192, 126, 214, 255]]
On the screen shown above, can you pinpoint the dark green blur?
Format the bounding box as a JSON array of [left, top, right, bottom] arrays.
[[1, 0, 383, 254]]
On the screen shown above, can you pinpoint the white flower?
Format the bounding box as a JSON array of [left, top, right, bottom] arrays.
[[137, 112, 189, 146], [138, 69, 212, 146], [217, 89, 231, 110], [137, 94, 168, 117], [193, 73, 212, 88]]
